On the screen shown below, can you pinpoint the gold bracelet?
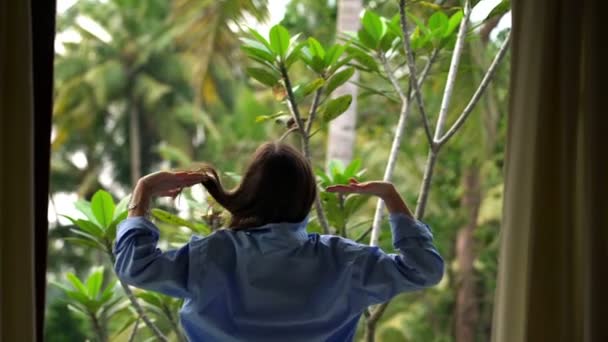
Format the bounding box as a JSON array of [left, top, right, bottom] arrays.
[[127, 201, 151, 218]]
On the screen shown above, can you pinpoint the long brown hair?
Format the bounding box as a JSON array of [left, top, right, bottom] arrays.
[[196, 142, 316, 230]]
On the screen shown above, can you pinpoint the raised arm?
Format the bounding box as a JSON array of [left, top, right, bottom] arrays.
[[326, 179, 444, 306], [114, 170, 207, 298]]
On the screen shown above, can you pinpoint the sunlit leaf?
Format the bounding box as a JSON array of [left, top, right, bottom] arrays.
[[67, 273, 90, 298], [91, 190, 115, 230], [74, 200, 99, 225], [269, 25, 290, 59], [428, 11, 449, 39], [446, 10, 464, 38], [307, 37, 326, 59], [62, 215, 105, 239], [86, 267, 104, 299], [151, 208, 210, 235], [247, 28, 273, 51], [361, 10, 387, 47]]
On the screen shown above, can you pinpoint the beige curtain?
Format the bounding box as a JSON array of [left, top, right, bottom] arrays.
[[0, 0, 36, 341], [492, 0, 607, 341]]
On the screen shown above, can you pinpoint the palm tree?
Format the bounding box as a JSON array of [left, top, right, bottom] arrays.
[[54, 0, 202, 189], [170, 0, 269, 111]]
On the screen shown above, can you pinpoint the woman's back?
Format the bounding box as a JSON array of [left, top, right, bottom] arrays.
[[115, 142, 443, 341], [115, 214, 443, 341]]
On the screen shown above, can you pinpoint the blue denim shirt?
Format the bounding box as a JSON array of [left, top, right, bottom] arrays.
[[114, 213, 444, 341]]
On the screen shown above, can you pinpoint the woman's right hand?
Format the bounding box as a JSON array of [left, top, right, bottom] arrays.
[[325, 178, 396, 199], [326, 178, 413, 217]]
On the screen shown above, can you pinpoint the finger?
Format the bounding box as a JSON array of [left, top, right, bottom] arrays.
[[326, 185, 357, 193], [158, 188, 182, 197]]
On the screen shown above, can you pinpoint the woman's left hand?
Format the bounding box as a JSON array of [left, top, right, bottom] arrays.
[[136, 170, 207, 198]]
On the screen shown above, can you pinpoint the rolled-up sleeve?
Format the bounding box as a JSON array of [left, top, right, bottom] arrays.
[[114, 217, 195, 298], [350, 213, 444, 306]]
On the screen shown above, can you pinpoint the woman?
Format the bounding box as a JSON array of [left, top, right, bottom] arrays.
[[115, 141, 444, 341]]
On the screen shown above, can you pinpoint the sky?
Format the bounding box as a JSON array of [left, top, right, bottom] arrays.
[[51, 0, 511, 225]]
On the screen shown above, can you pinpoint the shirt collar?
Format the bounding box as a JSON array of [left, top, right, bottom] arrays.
[[244, 216, 310, 242]]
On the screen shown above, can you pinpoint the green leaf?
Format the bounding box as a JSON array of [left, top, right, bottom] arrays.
[[428, 11, 449, 38], [307, 37, 326, 59], [407, 12, 431, 36], [66, 303, 89, 319], [151, 208, 210, 235], [319, 95, 353, 122], [294, 78, 325, 101], [241, 45, 276, 66], [136, 291, 164, 308], [325, 67, 355, 95], [62, 215, 105, 239], [357, 28, 378, 50], [66, 273, 89, 298], [361, 10, 387, 47], [114, 195, 131, 221], [246, 67, 280, 87], [324, 44, 347, 67], [300, 47, 325, 74], [91, 190, 115, 230], [387, 14, 402, 36], [247, 28, 273, 51], [99, 279, 117, 304], [107, 210, 128, 241], [269, 25, 291, 60], [63, 237, 106, 250], [74, 200, 99, 225], [446, 10, 464, 38], [347, 48, 378, 72], [285, 41, 304, 68], [86, 267, 104, 299], [66, 291, 92, 307], [344, 158, 362, 179], [328, 159, 346, 178]]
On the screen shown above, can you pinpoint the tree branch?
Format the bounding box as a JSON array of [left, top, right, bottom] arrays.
[[431, 0, 472, 141], [369, 49, 439, 247], [306, 88, 323, 135], [437, 32, 511, 147], [107, 251, 168, 342], [399, 0, 433, 146], [380, 54, 407, 102], [280, 64, 306, 137], [280, 63, 331, 234]]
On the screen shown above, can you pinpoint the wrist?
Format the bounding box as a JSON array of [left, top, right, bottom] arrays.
[[128, 182, 152, 217]]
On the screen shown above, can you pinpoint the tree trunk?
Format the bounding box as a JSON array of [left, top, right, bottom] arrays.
[[129, 100, 141, 186], [326, 0, 362, 166], [455, 165, 481, 342]]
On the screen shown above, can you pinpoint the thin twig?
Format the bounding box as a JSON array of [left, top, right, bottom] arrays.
[[349, 80, 400, 103], [437, 32, 511, 147], [306, 88, 323, 135], [380, 54, 407, 102], [127, 317, 140, 342], [108, 251, 168, 341], [399, 0, 433, 145], [432, 0, 472, 141]]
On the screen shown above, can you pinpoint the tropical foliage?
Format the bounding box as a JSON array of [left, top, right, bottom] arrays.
[[48, 0, 511, 341]]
